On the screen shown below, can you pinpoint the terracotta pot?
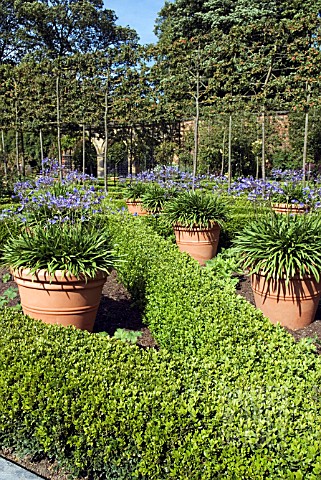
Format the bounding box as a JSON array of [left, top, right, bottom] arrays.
[[271, 202, 309, 214], [126, 201, 148, 216], [251, 273, 321, 330], [173, 224, 221, 266], [13, 269, 107, 332]]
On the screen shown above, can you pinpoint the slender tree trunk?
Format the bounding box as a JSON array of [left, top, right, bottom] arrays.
[[40, 129, 44, 172], [1, 130, 7, 180], [21, 130, 25, 178], [178, 121, 181, 171], [129, 126, 133, 176], [228, 113, 232, 190], [260, 59, 273, 183], [15, 129, 19, 176], [15, 94, 19, 176], [261, 106, 266, 182], [56, 76, 62, 181], [207, 121, 210, 175], [104, 71, 109, 194], [255, 129, 259, 180], [192, 55, 200, 191], [89, 126, 92, 175], [221, 128, 226, 176], [82, 122, 86, 176], [302, 84, 310, 187]]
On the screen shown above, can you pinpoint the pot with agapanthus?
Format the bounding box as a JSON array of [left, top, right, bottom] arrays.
[[234, 212, 321, 330], [141, 183, 176, 214], [268, 181, 313, 213], [164, 190, 227, 265], [0, 170, 118, 331], [124, 182, 148, 216]]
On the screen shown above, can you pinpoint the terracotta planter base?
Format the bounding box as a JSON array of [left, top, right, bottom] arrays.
[[126, 201, 148, 216], [251, 273, 321, 330], [173, 224, 220, 266], [13, 269, 107, 332]]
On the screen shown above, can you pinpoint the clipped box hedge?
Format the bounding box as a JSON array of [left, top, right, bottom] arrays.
[[0, 212, 321, 479]]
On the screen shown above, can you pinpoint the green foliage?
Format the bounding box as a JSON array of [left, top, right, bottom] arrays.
[[218, 196, 269, 247], [1, 272, 11, 283], [164, 190, 227, 228], [154, 140, 177, 165], [141, 183, 173, 214], [72, 139, 98, 177], [1, 220, 117, 279], [1, 213, 321, 478], [142, 213, 176, 240], [14, 0, 138, 59], [234, 212, 321, 281], [204, 247, 242, 287], [124, 182, 148, 202], [0, 286, 18, 308], [269, 182, 311, 204], [113, 328, 142, 344], [0, 218, 21, 247]]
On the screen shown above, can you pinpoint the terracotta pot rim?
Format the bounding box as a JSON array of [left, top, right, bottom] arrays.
[[251, 272, 320, 282], [173, 223, 220, 231], [271, 202, 309, 210], [126, 200, 142, 205], [271, 202, 307, 206], [11, 268, 108, 283]]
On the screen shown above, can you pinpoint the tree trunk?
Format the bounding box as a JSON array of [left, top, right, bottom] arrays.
[[129, 126, 133, 176], [302, 84, 310, 187], [15, 94, 19, 176], [82, 122, 86, 176], [56, 76, 62, 181], [15, 128, 19, 176], [221, 128, 226, 176], [104, 71, 109, 194], [40, 129, 44, 172], [261, 106, 266, 182], [228, 113, 232, 190], [21, 130, 25, 178], [1, 130, 7, 180], [192, 55, 200, 191]]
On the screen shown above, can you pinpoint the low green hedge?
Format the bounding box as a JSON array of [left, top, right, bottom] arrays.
[[219, 197, 269, 247], [0, 212, 321, 479]]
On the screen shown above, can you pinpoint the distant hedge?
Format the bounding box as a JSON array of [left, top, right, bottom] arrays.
[[0, 211, 321, 479]]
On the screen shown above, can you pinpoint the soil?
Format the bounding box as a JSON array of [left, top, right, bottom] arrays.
[[1, 270, 321, 479]]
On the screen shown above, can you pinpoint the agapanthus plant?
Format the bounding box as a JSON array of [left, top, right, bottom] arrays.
[[164, 190, 227, 228], [268, 182, 312, 206], [3, 162, 104, 226], [1, 218, 118, 279], [234, 213, 321, 282], [141, 183, 176, 214], [121, 165, 226, 192], [124, 182, 148, 202], [1, 164, 118, 278]]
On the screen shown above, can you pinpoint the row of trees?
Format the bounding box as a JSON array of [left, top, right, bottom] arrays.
[[1, 0, 321, 181]]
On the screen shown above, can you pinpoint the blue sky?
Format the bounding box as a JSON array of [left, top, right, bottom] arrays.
[[104, 1, 166, 44]]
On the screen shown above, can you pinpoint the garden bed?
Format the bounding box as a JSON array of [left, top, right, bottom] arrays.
[[1, 212, 321, 479], [0, 269, 157, 350], [1, 269, 321, 479], [2, 268, 320, 355]]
